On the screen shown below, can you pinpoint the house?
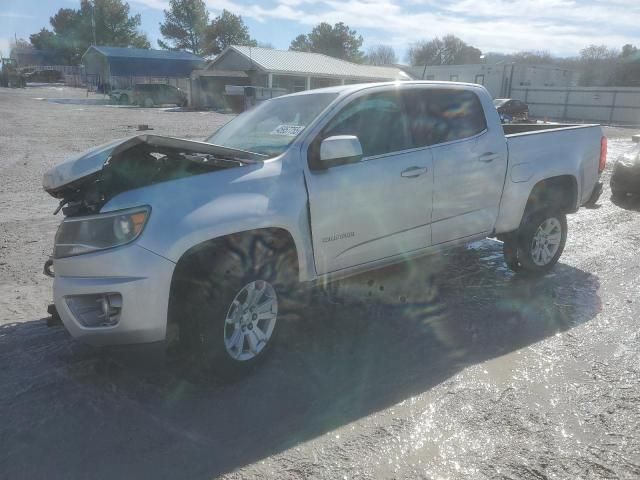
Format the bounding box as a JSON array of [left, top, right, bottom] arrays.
[[10, 46, 53, 67], [402, 63, 577, 98], [191, 45, 412, 109], [82, 46, 205, 92]]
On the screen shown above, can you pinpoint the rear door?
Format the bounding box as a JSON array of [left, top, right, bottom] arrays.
[[305, 89, 434, 274], [428, 88, 508, 244]]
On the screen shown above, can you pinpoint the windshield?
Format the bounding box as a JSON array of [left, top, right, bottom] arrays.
[[206, 93, 338, 156], [493, 98, 509, 107]]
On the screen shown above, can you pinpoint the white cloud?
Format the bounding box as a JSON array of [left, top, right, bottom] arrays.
[[133, 0, 640, 56], [130, 0, 169, 10]]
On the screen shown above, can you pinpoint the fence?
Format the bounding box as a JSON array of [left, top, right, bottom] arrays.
[[20, 64, 84, 75], [511, 86, 640, 125]]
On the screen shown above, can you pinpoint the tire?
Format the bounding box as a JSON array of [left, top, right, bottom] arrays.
[[611, 190, 627, 201], [143, 97, 154, 108], [176, 232, 298, 379], [119, 94, 129, 105], [610, 182, 627, 201], [516, 210, 567, 274]]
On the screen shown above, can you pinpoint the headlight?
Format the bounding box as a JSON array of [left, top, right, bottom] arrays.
[[54, 206, 150, 258]]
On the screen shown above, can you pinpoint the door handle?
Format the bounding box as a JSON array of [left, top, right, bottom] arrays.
[[478, 152, 499, 163], [401, 166, 428, 178]]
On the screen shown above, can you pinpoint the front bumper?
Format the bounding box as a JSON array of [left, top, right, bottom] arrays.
[[52, 244, 175, 346]]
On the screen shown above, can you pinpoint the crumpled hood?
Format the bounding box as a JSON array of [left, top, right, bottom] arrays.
[[43, 137, 129, 192], [42, 134, 265, 216]]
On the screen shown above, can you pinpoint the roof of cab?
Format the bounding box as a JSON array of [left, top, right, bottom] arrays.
[[281, 80, 487, 98]]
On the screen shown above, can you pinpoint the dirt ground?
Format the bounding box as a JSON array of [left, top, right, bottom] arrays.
[[1, 86, 639, 480]]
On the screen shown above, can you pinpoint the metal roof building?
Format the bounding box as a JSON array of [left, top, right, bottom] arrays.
[[191, 45, 412, 109], [207, 45, 411, 88], [82, 46, 205, 89]]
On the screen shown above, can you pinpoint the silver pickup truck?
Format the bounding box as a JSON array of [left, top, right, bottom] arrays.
[[43, 81, 606, 377]]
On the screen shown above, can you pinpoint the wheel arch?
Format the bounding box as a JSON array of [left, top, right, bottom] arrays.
[[166, 227, 300, 337], [522, 174, 578, 219]]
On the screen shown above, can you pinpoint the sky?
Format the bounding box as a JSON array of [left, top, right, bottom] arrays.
[[1, 0, 640, 62]]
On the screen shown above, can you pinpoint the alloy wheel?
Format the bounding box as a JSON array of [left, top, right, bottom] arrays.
[[223, 280, 278, 361], [530, 217, 562, 266]]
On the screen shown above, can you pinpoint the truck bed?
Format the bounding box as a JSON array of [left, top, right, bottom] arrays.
[[494, 122, 603, 234]]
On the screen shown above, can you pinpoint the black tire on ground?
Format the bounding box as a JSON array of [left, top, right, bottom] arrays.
[[610, 183, 627, 201], [611, 191, 627, 202], [143, 97, 154, 108], [175, 232, 299, 379], [516, 210, 567, 274], [119, 94, 129, 105]]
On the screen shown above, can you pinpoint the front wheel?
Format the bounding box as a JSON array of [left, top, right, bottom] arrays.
[[177, 233, 298, 379], [516, 211, 567, 274]]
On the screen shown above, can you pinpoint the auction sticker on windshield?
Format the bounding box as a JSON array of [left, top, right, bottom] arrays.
[[271, 124, 305, 136]]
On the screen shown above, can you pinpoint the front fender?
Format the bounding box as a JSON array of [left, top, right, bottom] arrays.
[[102, 159, 314, 282]]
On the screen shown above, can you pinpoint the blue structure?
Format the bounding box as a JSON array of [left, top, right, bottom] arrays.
[[82, 46, 205, 89]]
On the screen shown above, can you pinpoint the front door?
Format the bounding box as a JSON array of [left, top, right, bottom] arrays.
[[305, 90, 434, 275]]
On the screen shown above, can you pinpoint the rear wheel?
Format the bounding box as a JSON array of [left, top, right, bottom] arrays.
[[143, 97, 154, 108], [119, 94, 129, 105], [516, 210, 567, 274]]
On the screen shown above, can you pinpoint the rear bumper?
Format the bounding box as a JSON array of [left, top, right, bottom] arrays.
[[52, 244, 175, 347]]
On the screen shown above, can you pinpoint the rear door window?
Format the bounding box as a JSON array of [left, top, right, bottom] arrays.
[[402, 89, 487, 146]]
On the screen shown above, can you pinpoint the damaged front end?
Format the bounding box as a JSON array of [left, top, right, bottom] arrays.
[[43, 134, 264, 217]]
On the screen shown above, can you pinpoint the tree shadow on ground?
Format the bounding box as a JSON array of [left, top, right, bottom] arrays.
[[0, 239, 601, 479]]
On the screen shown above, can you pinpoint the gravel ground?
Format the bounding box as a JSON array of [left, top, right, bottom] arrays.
[[1, 86, 639, 480]]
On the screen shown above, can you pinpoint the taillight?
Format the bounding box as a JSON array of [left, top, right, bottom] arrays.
[[599, 136, 607, 173]]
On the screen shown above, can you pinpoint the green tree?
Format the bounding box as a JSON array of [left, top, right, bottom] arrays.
[[27, 0, 149, 65], [620, 44, 639, 59], [158, 0, 209, 55], [289, 22, 364, 63], [82, 0, 149, 48], [408, 35, 481, 66], [614, 44, 640, 86], [365, 45, 397, 65], [203, 9, 256, 55]]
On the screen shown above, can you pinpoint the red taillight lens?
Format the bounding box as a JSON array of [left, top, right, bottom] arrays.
[[599, 136, 607, 173]]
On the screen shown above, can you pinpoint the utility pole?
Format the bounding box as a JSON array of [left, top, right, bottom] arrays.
[[91, 1, 97, 45]]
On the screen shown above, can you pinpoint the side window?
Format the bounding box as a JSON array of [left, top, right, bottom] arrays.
[[322, 91, 413, 158], [403, 89, 487, 146]]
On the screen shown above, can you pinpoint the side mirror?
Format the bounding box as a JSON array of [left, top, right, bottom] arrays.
[[316, 135, 363, 169]]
